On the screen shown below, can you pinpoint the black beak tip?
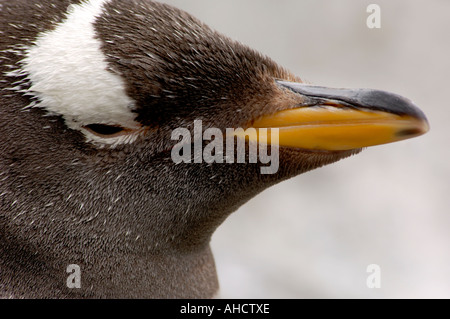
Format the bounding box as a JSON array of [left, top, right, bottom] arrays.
[[361, 89, 428, 123]]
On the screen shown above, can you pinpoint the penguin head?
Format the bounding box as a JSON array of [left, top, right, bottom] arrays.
[[1, 0, 428, 252]]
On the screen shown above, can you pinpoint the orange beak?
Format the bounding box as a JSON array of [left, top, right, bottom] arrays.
[[241, 81, 429, 151]]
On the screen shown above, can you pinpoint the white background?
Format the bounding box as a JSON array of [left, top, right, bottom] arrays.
[[162, 0, 450, 298]]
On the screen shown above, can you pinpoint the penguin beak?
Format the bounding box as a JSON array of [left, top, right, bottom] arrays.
[[246, 80, 429, 151]]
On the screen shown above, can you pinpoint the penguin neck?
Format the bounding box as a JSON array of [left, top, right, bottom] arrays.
[[0, 232, 219, 298], [0, 145, 270, 298]]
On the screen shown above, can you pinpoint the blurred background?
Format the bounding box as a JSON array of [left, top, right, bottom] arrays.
[[162, 0, 450, 298]]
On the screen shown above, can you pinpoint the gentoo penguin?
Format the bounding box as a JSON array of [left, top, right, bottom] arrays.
[[0, 0, 428, 298]]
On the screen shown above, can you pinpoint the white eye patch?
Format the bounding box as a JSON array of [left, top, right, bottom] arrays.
[[18, 0, 142, 146]]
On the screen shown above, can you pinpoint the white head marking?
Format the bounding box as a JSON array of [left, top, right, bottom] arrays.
[[19, 0, 142, 146]]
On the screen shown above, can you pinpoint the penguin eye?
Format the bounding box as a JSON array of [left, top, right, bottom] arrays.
[[83, 124, 126, 137]]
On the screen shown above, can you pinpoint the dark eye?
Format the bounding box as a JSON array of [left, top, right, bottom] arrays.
[[83, 124, 126, 137]]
